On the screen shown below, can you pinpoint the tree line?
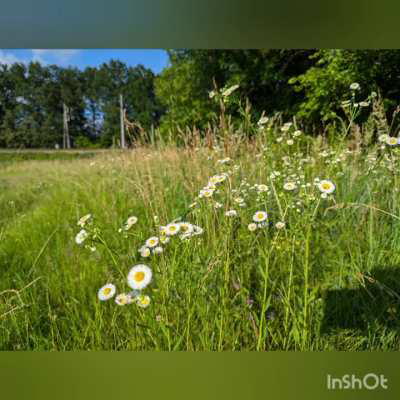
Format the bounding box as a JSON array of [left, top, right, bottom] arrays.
[[1, 50, 400, 148], [0, 60, 163, 148]]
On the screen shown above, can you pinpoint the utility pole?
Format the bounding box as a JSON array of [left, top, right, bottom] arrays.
[[119, 93, 126, 149], [63, 103, 71, 149]]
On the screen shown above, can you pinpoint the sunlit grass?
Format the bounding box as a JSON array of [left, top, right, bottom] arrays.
[[1, 130, 400, 350]]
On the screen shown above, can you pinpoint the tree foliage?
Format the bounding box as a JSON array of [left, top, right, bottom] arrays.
[[1, 50, 400, 148], [155, 49, 316, 133], [290, 50, 400, 125], [156, 49, 400, 135], [0, 60, 162, 148]]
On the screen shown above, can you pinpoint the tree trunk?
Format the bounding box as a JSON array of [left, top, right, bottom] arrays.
[[63, 103, 71, 149], [119, 93, 126, 149]]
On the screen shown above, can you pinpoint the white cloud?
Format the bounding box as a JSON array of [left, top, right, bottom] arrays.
[[31, 49, 81, 65], [0, 50, 24, 66], [0, 49, 81, 67]]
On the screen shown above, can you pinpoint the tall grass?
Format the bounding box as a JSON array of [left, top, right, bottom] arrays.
[[1, 101, 400, 350]]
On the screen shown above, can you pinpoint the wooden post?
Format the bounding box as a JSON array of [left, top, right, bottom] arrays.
[[119, 93, 126, 149], [63, 103, 71, 149]]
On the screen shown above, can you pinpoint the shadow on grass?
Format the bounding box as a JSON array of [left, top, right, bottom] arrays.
[[321, 267, 400, 333]]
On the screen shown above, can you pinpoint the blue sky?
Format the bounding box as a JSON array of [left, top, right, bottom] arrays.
[[0, 49, 170, 74]]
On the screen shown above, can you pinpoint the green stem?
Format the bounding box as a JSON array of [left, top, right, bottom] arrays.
[[302, 225, 311, 350], [257, 248, 270, 351], [97, 235, 125, 280]]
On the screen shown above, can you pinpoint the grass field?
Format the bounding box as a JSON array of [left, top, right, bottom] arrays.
[[1, 126, 400, 350]]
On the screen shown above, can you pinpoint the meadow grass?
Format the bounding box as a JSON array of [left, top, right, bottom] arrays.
[[1, 128, 400, 350]]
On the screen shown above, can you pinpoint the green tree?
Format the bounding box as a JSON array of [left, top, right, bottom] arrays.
[[155, 49, 315, 134], [289, 50, 400, 130]]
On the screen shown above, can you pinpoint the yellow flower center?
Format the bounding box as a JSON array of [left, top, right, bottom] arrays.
[[322, 183, 331, 190], [134, 271, 145, 282], [139, 296, 150, 305], [103, 287, 112, 295]]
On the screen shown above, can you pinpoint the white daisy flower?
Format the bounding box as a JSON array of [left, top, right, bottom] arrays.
[[179, 222, 194, 234], [248, 223, 257, 231], [200, 188, 214, 198], [77, 214, 91, 227], [225, 210, 237, 217], [75, 229, 88, 245], [98, 283, 116, 301], [386, 136, 398, 146], [165, 223, 181, 236], [350, 82, 360, 90], [153, 246, 163, 254], [257, 184, 268, 192], [160, 235, 170, 244], [139, 247, 151, 258], [136, 294, 151, 308], [124, 216, 138, 230], [115, 293, 130, 306], [286, 139, 294, 146], [145, 236, 159, 248], [283, 182, 297, 191], [275, 221, 286, 230], [127, 265, 152, 290], [253, 211, 268, 223], [318, 180, 336, 194]]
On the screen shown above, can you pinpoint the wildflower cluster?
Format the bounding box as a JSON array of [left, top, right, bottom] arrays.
[[248, 211, 268, 231], [74, 214, 97, 252], [74, 202, 204, 309], [118, 215, 138, 232], [98, 264, 152, 308], [139, 220, 204, 258]]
